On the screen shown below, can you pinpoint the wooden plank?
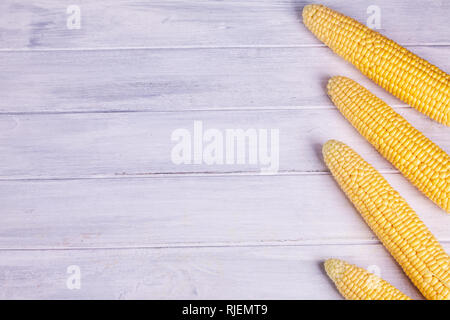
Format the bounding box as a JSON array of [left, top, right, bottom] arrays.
[[1, 46, 449, 113], [0, 244, 434, 299], [1, 0, 449, 49], [0, 109, 448, 178], [1, 173, 448, 249]]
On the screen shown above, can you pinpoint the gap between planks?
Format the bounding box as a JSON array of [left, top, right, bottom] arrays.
[[0, 239, 449, 252], [0, 169, 401, 182], [0, 43, 450, 53], [0, 104, 410, 116]]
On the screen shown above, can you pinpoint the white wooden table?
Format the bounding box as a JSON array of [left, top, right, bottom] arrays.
[[0, 0, 448, 299]]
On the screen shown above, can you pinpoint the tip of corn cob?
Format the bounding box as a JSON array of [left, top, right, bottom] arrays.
[[324, 258, 412, 300], [326, 76, 349, 98], [324, 259, 347, 283], [302, 4, 322, 21], [322, 139, 343, 161]]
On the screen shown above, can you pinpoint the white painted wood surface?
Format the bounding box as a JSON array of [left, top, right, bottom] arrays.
[[0, 108, 448, 178], [1, 46, 449, 113], [0, 0, 448, 299], [1, 0, 449, 49], [0, 244, 431, 300], [1, 173, 449, 249]]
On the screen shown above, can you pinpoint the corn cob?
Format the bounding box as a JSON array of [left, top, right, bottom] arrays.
[[303, 4, 450, 126], [324, 259, 411, 300], [327, 76, 449, 213], [323, 140, 450, 300]]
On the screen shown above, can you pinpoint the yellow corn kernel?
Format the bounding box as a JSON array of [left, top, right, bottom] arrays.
[[323, 140, 450, 300], [327, 76, 449, 213], [303, 4, 449, 126], [325, 259, 411, 300]]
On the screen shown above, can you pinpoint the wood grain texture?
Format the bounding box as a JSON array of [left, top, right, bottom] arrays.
[[1, 0, 449, 49], [0, 244, 434, 299], [1, 46, 449, 113], [1, 173, 448, 249], [0, 108, 448, 178]]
